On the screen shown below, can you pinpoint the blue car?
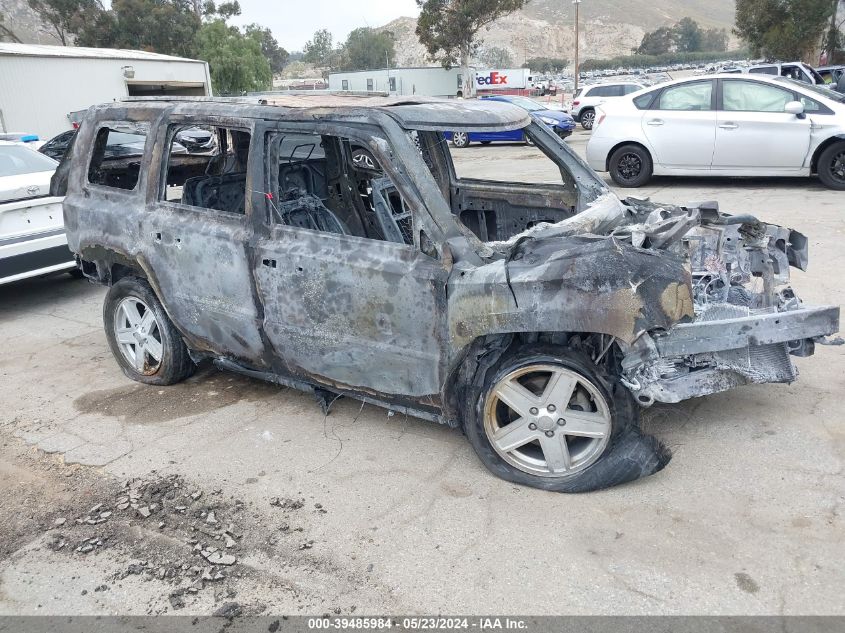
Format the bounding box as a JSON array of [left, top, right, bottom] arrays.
[[446, 95, 576, 148]]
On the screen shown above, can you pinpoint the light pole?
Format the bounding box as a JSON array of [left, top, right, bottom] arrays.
[[573, 0, 581, 94]]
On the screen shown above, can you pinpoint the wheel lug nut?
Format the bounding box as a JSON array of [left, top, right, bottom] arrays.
[[528, 423, 537, 430], [557, 418, 566, 426], [529, 407, 539, 415], [545, 430, 555, 437], [547, 404, 556, 412]]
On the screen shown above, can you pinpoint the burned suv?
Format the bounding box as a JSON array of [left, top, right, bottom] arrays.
[[56, 96, 840, 492]]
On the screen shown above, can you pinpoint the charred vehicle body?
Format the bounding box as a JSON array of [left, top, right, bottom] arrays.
[[55, 96, 840, 492]]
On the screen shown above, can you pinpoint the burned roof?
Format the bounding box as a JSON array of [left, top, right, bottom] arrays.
[[119, 94, 532, 132]]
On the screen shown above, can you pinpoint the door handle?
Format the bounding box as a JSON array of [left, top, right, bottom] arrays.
[[719, 122, 738, 130], [262, 258, 277, 268], [646, 119, 664, 126]]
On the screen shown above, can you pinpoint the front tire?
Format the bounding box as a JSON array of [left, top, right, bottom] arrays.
[[580, 109, 596, 130], [451, 132, 470, 148], [609, 144, 653, 187], [817, 141, 845, 190], [463, 345, 642, 492], [103, 276, 195, 385]]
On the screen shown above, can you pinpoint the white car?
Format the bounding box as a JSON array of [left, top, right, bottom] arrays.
[[0, 141, 77, 285], [586, 74, 845, 189], [569, 82, 645, 129]]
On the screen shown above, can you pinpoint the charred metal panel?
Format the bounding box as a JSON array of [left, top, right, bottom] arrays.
[[448, 236, 694, 349], [254, 227, 449, 400], [139, 206, 267, 363]]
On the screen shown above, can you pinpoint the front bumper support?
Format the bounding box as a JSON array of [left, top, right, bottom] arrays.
[[652, 305, 840, 358]]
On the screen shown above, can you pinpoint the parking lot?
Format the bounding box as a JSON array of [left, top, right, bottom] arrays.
[[1, 129, 843, 616]]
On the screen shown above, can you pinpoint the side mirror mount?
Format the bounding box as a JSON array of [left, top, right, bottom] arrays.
[[785, 100, 805, 118]]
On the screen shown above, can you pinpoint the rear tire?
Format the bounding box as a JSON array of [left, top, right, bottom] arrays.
[[580, 109, 596, 130], [103, 276, 195, 386], [609, 144, 653, 187], [817, 141, 845, 190], [462, 345, 647, 492]]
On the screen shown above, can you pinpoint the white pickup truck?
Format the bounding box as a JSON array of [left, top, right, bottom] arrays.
[[0, 141, 76, 285]]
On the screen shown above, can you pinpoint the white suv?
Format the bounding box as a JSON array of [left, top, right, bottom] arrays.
[[570, 82, 645, 129]]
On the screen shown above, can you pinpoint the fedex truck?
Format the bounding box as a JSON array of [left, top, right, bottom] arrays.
[[474, 68, 534, 93]]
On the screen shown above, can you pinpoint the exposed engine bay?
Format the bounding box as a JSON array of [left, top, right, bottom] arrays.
[[603, 198, 834, 405]]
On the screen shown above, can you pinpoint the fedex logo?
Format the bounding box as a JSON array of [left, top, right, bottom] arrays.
[[476, 71, 509, 86]]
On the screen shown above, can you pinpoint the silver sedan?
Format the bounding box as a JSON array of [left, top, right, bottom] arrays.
[[586, 74, 845, 189]]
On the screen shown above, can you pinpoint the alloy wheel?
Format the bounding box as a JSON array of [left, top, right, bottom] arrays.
[[113, 297, 163, 375], [483, 364, 612, 477], [581, 111, 595, 129], [617, 152, 643, 182], [829, 149, 845, 185], [452, 132, 468, 147]]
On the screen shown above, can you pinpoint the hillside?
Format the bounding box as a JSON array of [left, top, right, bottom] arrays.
[[383, 0, 736, 68], [0, 0, 61, 44]]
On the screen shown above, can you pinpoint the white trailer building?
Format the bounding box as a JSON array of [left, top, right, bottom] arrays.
[[0, 43, 212, 138], [328, 66, 472, 98]]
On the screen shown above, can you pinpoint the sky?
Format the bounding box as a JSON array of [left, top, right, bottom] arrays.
[[231, 0, 421, 51]]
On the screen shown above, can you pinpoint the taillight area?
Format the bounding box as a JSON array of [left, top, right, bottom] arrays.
[[595, 110, 606, 127], [572, 100, 580, 107]]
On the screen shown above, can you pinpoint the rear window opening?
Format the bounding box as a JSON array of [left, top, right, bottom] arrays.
[[87, 122, 151, 190]]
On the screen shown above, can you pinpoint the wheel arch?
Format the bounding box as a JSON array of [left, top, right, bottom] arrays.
[[440, 331, 622, 426], [810, 134, 845, 174], [78, 246, 147, 286], [605, 140, 652, 172]]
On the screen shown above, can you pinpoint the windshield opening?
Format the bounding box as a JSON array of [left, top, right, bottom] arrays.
[[437, 123, 589, 243]]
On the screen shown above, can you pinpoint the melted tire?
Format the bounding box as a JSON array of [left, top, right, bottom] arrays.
[[462, 344, 670, 492], [103, 276, 195, 386]]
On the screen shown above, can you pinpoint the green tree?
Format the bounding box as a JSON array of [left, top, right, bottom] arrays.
[[341, 27, 395, 71], [196, 18, 271, 94], [214, 0, 240, 19], [415, 0, 528, 96], [636, 26, 674, 55], [701, 27, 729, 52], [673, 17, 702, 52], [303, 28, 334, 66], [75, 0, 201, 58], [479, 45, 514, 67], [523, 56, 569, 72], [245, 24, 289, 74], [735, 0, 836, 60], [27, 0, 103, 45]]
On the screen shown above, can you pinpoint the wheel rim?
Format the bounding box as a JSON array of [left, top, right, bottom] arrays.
[[453, 132, 468, 146], [114, 297, 163, 375], [828, 149, 845, 184], [582, 112, 595, 128], [352, 150, 377, 170], [483, 364, 612, 478], [617, 152, 643, 182]]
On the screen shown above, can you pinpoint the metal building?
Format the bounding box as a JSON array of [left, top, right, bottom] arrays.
[[328, 66, 471, 98], [0, 43, 212, 138]]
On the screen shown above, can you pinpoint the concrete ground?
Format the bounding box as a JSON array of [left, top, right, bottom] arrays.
[[0, 131, 843, 616]]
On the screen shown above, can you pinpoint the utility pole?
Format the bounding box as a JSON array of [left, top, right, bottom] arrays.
[[573, 0, 582, 93]]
